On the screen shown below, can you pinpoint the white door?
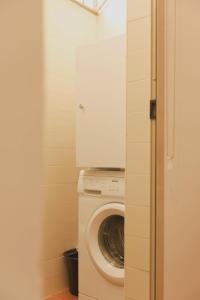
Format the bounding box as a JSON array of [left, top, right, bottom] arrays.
[[76, 36, 126, 168], [162, 1, 200, 299]]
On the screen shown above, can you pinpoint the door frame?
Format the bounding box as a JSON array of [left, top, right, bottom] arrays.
[[155, 0, 165, 299]]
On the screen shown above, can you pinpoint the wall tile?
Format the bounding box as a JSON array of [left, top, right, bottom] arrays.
[[126, 268, 150, 300], [43, 193, 78, 227], [43, 183, 77, 203], [43, 257, 66, 279], [126, 2, 152, 299], [126, 205, 150, 238], [44, 125, 76, 148], [45, 110, 75, 130], [127, 80, 150, 113], [44, 165, 78, 185], [127, 142, 151, 175], [127, 0, 151, 21], [45, 91, 75, 114], [127, 112, 150, 143], [44, 148, 76, 167], [42, 222, 76, 260], [51, 275, 67, 295], [126, 175, 150, 206], [126, 237, 150, 271], [42, 277, 55, 298], [128, 49, 151, 82], [128, 18, 150, 53]]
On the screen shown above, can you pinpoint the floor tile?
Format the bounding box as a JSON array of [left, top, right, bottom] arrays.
[[55, 290, 78, 300]]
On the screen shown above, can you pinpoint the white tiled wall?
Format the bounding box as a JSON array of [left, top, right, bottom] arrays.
[[42, 0, 96, 297], [126, 0, 151, 299], [41, 0, 127, 297]]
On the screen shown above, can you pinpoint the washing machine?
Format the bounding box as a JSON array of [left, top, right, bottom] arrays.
[[78, 169, 125, 300]]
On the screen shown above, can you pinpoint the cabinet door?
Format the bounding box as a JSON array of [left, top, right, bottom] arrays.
[[76, 36, 126, 168]]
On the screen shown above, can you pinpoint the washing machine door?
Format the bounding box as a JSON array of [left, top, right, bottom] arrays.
[[86, 203, 125, 286]]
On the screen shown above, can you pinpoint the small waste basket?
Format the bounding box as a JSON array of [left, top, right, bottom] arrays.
[[63, 249, 78, 296]]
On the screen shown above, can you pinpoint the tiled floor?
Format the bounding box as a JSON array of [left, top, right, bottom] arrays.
[[46, 290, 78, 300]]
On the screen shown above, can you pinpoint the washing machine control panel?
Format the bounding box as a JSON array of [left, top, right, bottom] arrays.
[[78, 174, 125, 197]]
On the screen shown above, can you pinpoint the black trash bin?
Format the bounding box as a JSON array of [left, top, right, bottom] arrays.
[[63, 249, 78, 296]]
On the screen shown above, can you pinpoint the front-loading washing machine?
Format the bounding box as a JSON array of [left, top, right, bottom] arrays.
[[78, 169, 125, 300]]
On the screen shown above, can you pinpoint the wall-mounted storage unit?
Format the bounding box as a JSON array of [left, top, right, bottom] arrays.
[[76, 36, 126, 168]]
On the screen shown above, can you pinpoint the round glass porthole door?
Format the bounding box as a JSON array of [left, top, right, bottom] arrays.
[[86, 203, 125, 286], [98, 215, 124, 269]]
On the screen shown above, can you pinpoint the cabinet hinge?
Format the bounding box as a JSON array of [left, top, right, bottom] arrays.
[[150, 99, 157, 120]]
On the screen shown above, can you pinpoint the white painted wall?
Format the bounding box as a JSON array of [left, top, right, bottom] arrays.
[[0, 1, 43, 300], [97, 0, 126, 39]]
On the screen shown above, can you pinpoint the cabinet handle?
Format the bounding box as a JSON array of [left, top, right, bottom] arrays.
[[79, 104, 85, 110]]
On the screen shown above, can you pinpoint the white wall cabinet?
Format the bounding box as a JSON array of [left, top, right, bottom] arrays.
[[76, 36, 126, 168]]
